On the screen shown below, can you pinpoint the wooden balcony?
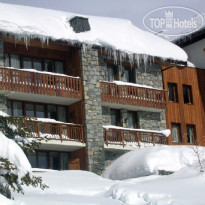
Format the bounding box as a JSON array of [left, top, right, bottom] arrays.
[[104, 127, 168, 147], [0, 67, 82, 99], [101, 81, 166, 109], [23, 121, 85, 143]]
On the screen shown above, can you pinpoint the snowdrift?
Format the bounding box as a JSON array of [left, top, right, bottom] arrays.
[[0, 3, 187, 63], [103, 145, 204, 180]]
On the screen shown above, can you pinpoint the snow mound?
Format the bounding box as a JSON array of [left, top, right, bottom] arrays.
[[0, 132, 31, 179], [0, 193, 22, 205], [103, 145, 203, 180], [0, 3, 187, 62]]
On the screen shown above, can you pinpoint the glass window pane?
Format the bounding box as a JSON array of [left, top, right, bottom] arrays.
[[49, 152, 60, 170], [5, 53, 10, 67], [38, 152, 47, 169], [55, 61, 64, 74], [168, 85, 174, 102], [13, 101, 22, 116], [7, 100, 12, 115], [27, 152, 36, 168], [60, 152, 69, 170], [26, 103, 34, 117], [110, 110, 120, 126], [58, 106, 67, 122], [48, 105, 57, 120], [172, 124, 178, 142], [128, 112, 135, 128], [45, 60, 54, 72], [36, 105, 45, 118], [108, 67, 114, 82], [124, 69, 130, 82], [33, 59, 42, 71], [10, 54, 20, 69], [23, 57, 32, 69]]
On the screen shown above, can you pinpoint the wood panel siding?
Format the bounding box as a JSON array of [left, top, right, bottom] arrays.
[[162, 66, 205, 145], [69, 147, 87, 170], [4, 42, 81, 77], [0, 67, 82, 99], [23, 121, 85, 143], [101, 81, 166, 109], [104, 128, 168, 147], [68, 101, 84, 124]]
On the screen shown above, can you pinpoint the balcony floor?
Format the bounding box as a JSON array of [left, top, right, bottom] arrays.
[[102, 102, 164, 112], [39, 140, 86, 152], [1, 90, 80, 105]]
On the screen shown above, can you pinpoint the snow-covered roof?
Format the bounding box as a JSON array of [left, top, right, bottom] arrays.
[[0, 3, 187, 62]]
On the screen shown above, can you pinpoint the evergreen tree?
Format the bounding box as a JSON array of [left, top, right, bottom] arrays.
[[0, 115, 48, 199]]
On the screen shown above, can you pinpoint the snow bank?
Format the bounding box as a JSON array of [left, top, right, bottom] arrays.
[[0, 3, 187, 63], [0, 193, 22, 205], [0, 132, 31, 179], [103, 145, 203, 180]]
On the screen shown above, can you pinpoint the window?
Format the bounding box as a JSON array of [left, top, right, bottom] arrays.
[[171, 123, 182, 143], [168, 83, 178, 102], [25, 103, 34, 117], [108, 65, 117, 82], [124, 67, 135, 83], [48, 105, 57, 120], [4, 53, 65, 74], [5, 53, 20, 68], [110, 109, 120, 126], [27, 150, 70, 170], [7, 100, 67, 122], [23, 57, 32, 69], [183, 85, 193, 104], [13, 101, 23, 117], [187, 125, 196, 144], [127, 111, 137, 128], [36, 104, 45, 118]]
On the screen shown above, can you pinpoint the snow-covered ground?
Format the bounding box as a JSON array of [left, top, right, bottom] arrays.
[[3, 145, 205, 205]]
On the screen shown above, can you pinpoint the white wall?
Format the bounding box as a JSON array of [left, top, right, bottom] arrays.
[[183, 38, 205, 69]]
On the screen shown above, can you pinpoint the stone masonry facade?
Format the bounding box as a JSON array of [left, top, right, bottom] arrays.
[[81, 49, 105, 174], [81, 52, 167, 170]]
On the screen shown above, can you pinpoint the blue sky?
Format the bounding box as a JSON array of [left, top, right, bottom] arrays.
[[0, 0, 204, 30]]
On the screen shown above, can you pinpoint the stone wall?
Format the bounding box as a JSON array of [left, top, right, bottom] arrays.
[[81, 49, 105, 175], [136, 63, 163, 89], [102, 106, 111, 125], [0, 39, 3, 67], [105, 150, 128, 168], [137, 111, 166, 131]]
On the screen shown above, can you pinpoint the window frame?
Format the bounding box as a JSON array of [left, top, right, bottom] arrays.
[[7, 99, 68, 122], [168, 83, 178, 103], [127, 111, 138, 128], [28, 150, 70, 170], [107, 64, 118, 82], [186, 124, 196, 144], [183, 85, 193, 105], [4, 53, 65, 74], [171, 123, 182, 143], [110, 109, 121, 126]]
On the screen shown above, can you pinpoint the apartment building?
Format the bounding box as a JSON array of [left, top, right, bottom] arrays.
[[0, 3, 190, 174]]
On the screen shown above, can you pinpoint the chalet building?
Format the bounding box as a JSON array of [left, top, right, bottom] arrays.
[[161, 29, 205, 146], [0, 3, 192, 174]]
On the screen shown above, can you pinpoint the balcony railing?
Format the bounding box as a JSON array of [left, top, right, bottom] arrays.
[[104, 127, 168, 147], [22, 121, 85, 143], [0, 67, 82, 99], [101, 81, 166, 109]]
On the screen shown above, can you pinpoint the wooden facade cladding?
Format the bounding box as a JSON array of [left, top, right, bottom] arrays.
[[162, 66, 205, 145], [0, 67, 82, 99], [23, 121, 85, 143], [100, 81, 166, 109], [104, 128, 168, 147]]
